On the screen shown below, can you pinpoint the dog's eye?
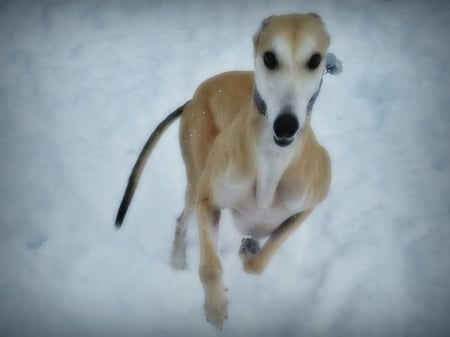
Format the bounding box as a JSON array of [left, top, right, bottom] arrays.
[[263, 51, 278, 70], [307, 53, 322, 70]]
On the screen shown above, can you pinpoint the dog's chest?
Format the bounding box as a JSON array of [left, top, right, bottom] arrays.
[[213, 166, 309, 239]]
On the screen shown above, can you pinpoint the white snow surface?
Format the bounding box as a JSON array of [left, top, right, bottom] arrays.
[[1, 0, 449, 336]]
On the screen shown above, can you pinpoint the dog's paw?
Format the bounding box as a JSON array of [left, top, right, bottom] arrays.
[[239, 238, 266, 274], [170, 254, 187, 270], [239, 237, 260, 257], [171, 245, 187, 270], [204, 288, 228, 329]]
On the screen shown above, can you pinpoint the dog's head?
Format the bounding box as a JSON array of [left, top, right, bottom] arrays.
[[253, 13, 330, 147]]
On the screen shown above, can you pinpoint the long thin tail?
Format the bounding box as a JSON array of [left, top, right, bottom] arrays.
[[115, 101, 190, 228]]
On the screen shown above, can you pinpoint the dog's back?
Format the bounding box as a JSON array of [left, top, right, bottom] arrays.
[[182, 71, 253, 131]]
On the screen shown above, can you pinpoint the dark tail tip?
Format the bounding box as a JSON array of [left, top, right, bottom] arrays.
[[114, 183, 134, 229], [115, 204, 126, 229], [115, 215, 124, 229]]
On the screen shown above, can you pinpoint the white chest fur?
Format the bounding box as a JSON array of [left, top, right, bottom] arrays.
[[213, 143, 311, 239]]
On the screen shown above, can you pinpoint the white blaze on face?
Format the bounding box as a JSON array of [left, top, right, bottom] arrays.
[[254, 34, 325, 134]]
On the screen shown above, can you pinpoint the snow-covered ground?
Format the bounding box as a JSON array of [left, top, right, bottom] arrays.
[[1, 0, 449, 336]]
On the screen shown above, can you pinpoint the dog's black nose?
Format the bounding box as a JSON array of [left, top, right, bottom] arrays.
[[273, 113, 299, 141]]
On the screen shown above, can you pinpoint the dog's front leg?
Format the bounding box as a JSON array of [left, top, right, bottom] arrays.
[[240, 208, 313, 274], [198, 198, 228, 329]]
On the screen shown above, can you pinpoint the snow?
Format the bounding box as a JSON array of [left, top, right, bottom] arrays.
[[1, 0, 449, 336]]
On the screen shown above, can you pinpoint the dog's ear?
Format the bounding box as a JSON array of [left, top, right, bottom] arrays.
[[253, 15, 275, 47], [308, 12, 330, 46], [308, 12, 324, 24]]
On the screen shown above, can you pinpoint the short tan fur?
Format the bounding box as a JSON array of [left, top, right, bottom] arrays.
[[116, 13, 332, 329]]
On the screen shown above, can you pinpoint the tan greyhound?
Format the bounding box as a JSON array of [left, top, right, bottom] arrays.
[[116, 13, 335, 329]]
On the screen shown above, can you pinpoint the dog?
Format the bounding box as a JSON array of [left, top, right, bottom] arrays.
[[116, 13, 333, 329]]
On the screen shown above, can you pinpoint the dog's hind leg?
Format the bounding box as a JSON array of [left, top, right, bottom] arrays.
[[171, 183, 196, 270], [171, 99, 217, 270]]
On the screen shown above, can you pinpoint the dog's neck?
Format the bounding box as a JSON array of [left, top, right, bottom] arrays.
[[245, 101, 309, 209]]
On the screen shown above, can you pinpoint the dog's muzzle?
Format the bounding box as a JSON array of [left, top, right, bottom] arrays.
[[273, 113, 299, 147]]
